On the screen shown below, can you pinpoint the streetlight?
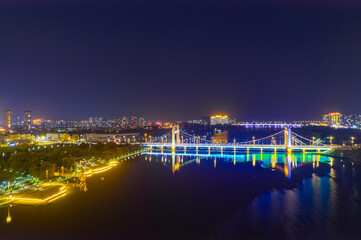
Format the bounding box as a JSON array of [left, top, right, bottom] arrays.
[[312, 137, 316, 145], [252, 136, 255, 145], [351, 137, 355, 146], [329, 136, 334, 145]]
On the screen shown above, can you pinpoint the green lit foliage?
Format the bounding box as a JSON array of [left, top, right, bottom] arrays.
[[0, 143, 140, 181]]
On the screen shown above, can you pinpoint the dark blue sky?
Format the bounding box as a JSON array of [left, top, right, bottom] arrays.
[[1, 0, 361, 121]]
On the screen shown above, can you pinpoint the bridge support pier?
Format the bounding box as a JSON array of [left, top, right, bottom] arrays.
[[284, 127, 292, 153]]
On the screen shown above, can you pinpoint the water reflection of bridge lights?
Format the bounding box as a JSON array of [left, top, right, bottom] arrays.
[[145, 151, 333, 180]]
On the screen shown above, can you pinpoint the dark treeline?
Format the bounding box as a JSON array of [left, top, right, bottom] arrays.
[[328, 148, 361, 163], [0, 143, 140, 181]]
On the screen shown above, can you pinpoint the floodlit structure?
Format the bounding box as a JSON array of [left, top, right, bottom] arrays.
[[143, 126, 335, 153], [24, 110, 31, 130], [121, 116, 128, 128], [4, 110, 12, 129], [210, 115, 230, 125], [131, 116, 137, 128], [322, 112, 341, 126], [138, 116, 145, 128]]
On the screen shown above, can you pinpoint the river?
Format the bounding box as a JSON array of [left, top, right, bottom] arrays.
[[0, 151, 361, 239]]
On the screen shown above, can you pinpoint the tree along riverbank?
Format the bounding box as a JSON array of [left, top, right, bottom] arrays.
[[0, 143, 141, 183], [319, 148, 361, 164]]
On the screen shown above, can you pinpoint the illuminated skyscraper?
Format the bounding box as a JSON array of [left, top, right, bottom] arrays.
[[4, 110, 12, 129], [121, 116, 128, 129], [210, 115, 231, 125], [322, 112, 342, 126], [138, 116, 145, 128], [131, 116, 137, 129], [24, 110, 31, 130]]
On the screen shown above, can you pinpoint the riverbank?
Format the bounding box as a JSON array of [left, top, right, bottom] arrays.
[[316, 148, 361, 166], [0, 148, 145, 207], [0, 142, 141, 183]]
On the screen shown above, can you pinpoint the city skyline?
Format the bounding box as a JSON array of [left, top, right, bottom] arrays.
[[1, 1, 361, 239], [2, 107, 361, 123], [1, 1, 361, 121]]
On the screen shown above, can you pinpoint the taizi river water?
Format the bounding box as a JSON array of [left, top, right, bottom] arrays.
[[1, 151, 361, 240]]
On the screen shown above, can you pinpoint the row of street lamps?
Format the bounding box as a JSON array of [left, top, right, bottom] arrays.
[[327, 136, 356, 146]]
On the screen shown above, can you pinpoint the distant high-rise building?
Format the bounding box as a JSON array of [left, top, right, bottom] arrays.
[[138, 116, 145, 128], [89, 117, 93, 124], [210, 115, 231, 125], [131, 116, 137, 128], [4, 110, 12, 129], [322, 112, 342, 126], [121, 116, 128, 128], [24, 110, 31, 130], [341, 114, 361, 128]]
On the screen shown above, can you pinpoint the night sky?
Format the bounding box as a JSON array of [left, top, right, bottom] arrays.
[[1, 0, 361, 121]]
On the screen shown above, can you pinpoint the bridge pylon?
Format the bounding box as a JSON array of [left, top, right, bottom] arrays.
[[172, 125, 180, 151], [284, 127, 292, 151]]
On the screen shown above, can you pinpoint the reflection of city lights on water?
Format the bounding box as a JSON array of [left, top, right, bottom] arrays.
[[146, 151, 333, 182]]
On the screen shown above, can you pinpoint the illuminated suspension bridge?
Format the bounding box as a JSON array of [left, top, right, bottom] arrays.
[[142, 126, 336, 153]]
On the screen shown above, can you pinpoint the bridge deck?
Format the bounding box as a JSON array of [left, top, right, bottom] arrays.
[[142, 143, 333, 151]]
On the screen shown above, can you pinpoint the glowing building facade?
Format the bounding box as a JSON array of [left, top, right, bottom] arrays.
[[210, 115, 231, 125], [131, 116, 137, 129], [121, 116, 128, 129], [322, 112, 361, 128], [4, 110, 12, 129], [138, 116, 144, 128], [24, 110, 31, 130], [322, 112, 341, 126]]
